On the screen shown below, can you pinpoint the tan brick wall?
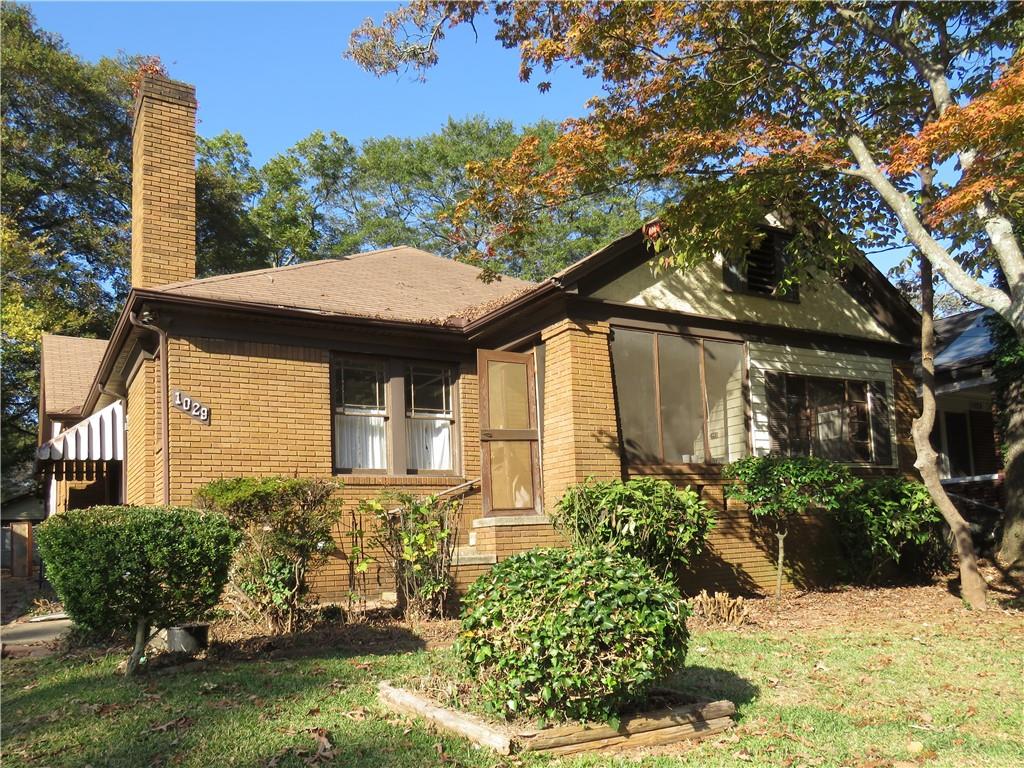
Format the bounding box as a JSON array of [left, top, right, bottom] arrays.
[[126, 359, 158, 505], [131, 76, 196, 289], [540, 319, 622, 511], [159, 334, 482, 602]]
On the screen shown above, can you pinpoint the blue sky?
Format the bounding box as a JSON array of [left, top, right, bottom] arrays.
[[30, 2, 909, 274], [30, 2, 600, 165]]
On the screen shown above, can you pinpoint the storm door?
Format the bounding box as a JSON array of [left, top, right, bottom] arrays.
[[478, 350, 542, 515]]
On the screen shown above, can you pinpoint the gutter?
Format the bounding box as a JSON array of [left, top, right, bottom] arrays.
[[129, 311, 171, 505]]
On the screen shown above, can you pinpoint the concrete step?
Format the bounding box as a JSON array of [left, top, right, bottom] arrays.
[[453, 544, 496, 566]]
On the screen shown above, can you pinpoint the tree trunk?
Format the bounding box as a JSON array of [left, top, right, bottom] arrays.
[[775, 529, 787, 600], [997, 369, 1024, 571], [912, 256, 988, 609], [125, 616, 150, 677]]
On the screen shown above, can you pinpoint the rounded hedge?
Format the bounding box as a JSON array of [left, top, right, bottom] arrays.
[[458, 548, 689, 722], [552, 478, 715, 578], [36, 506, 238, 637]]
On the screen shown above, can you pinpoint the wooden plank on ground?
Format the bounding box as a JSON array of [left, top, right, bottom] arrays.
[[377, 681, 513, 755], [517, 699, 736, 752], [538, 715, 735, 756]]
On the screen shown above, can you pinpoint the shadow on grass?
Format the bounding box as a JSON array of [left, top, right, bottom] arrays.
[[207, 619, 428, 663], [2, 626, 458, 768], [668, 664, 760, 711]]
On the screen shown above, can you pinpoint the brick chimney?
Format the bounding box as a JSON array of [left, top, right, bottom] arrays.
[[131, 75, 197, 288]]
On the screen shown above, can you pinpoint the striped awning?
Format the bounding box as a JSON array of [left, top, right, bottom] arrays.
[[37, 401, 124, 462]]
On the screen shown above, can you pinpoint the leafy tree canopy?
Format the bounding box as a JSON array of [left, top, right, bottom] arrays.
[[349, 2, 1023, 324]]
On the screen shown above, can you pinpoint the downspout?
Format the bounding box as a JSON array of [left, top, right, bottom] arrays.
[[129, 312, 171, 505]]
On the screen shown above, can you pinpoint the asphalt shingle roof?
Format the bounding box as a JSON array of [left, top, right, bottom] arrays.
[[41, 334, 108, 415], [153, 247, 536, 325]]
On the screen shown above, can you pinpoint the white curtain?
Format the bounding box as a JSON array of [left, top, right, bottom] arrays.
[[406, 418, 452, 471], [335, 414, 387, 470]]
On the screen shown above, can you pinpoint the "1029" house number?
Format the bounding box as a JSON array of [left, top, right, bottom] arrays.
[[173, 390, 211, 424]]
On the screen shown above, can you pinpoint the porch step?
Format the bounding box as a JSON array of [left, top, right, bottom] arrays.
[[471, 515, 552, 529], [453, 545, 497, 566]]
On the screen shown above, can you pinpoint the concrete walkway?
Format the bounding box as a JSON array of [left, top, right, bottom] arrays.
[[0, 617, 72, 658]]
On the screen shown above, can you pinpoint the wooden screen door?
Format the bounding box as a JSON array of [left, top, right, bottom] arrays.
[[478, 349, 542, 515]]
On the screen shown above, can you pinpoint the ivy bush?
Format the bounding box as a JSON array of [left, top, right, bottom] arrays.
[[36, 506, 238, 675], [836, 476, 950, 583], [551, 478, 715, 578], [195, 477, 342, 634], [458, 548, 689, 723], [723, 455, 859, 597], [358, 491, 460, 619]]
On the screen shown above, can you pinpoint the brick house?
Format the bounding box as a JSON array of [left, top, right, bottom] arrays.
[[38, 74, 926, 599]]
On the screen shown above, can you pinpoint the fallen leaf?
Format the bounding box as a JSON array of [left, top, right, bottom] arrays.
[[907, 740, 924, 755]]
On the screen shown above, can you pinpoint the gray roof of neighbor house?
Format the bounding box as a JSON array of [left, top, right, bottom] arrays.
[[151, 246, 537, 325], [40, 334, 109, 415], [934, 308, 996, 371]]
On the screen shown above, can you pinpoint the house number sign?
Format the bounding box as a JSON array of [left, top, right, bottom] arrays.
[[173, 390, 211, 424]]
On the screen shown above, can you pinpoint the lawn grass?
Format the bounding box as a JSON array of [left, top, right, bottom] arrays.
[[3, 608, 1022, 768]]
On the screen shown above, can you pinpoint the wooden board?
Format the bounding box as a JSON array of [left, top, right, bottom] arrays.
[[540, 716, 735, 756], [377, 682, 736, 756], [377, 681, 513, 755], [517, 699, 736, 752]]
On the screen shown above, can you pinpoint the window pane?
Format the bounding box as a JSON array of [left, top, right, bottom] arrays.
[[703, 341, 747, 463], [337, 361, 385, 412], [486, 360, 530, 429], [610, 329, 660, 463], [334, 413, 387, 469], [808, 379, 846, 460], [846, 381, 870, 462], [944, 412, 972, 477], [407, 417, 452, 471], [659, 335, 704, 464], [869, 382, 892, 466], [407, 367, 450, 416], [489, 441, 534, 509], [786, 376, 810, 456]]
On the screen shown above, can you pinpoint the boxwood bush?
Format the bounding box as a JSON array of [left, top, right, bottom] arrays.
[[836, 476, 950, 583], [36, 506, 237, 675], [195, 477, 342, 634], [458, 547, 689, 723], [551, 478, 715, 578]]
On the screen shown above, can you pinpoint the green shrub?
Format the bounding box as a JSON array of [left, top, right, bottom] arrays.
[[36, 506, 237, 675], [195, 476, 342, 633], [837, 477, 950, 583], [358, 491, 460, 619], [458, 548, 689, 723], [551, 478, 715, 578], [724, 455, 859, 597]]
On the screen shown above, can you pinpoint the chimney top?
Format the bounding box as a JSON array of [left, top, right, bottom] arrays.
[[132, 75, 196, 127]]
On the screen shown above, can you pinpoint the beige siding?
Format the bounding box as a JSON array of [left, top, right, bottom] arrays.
[[590, 255, 897, 342]]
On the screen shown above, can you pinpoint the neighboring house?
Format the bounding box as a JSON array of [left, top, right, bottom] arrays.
[[1, 467, 45, 578], [932, 309, 1005, 540], [37, 75, 924, 598]]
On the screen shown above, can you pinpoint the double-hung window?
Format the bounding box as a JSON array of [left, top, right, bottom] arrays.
[[405, 366, 454, 472], [765, 373, 892, 465], [333, 359, 388, 471]]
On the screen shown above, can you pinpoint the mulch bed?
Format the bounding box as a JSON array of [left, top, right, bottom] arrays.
[[733, 562, 1022, 635]]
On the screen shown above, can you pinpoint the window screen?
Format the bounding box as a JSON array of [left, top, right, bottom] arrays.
[[611, 329, 748, 465]]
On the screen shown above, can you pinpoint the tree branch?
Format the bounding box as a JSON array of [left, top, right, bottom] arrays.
[[845, 133, 1014, 322]]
